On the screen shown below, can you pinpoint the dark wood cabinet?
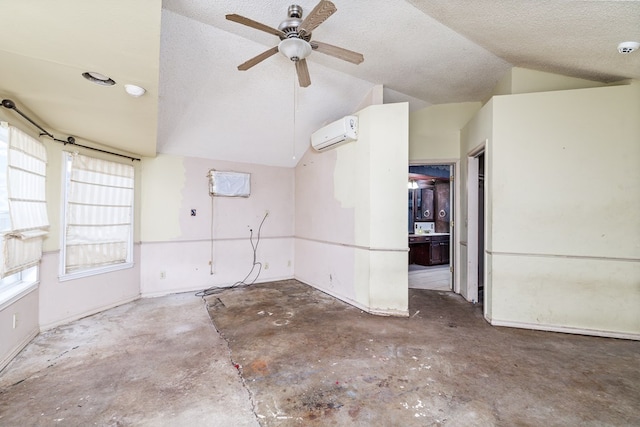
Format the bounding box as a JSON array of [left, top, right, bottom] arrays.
[[434, 182, 450, 233], [413, 188, 434, 221], [428, 235, 449, 265], [441, 240, 450, 264], [409, 235, 450, 266], [429, 240, 442, 265], [421, 188, 434, 220]]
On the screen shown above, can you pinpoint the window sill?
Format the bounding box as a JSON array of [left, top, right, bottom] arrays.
[[0, 281, 39, 311], [59, 262, 134, 282]]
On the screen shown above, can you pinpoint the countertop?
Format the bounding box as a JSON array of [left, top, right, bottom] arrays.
[[409, 233, 450, 236]]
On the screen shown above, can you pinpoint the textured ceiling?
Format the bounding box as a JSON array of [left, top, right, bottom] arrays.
[[0, 1, 638, 166]]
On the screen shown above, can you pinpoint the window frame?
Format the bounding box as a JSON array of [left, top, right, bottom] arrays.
[[59, 152, 134, 281], [0, 266, 38, 310], [0, 125, 39, 307]]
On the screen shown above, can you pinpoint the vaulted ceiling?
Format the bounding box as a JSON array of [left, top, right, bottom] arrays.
[[0, 1, 638, 167]]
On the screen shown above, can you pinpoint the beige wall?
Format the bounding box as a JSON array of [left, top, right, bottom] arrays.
[[490, 67, 606, 98], [295, 103, 409, 316], [459, 100, 494, 312], [38, 128, 142, 330], [0, 289, 39, 371], [487, 83, 640, 337], [139, 154, 295, 296], [0, 104, 43, 370], [413, 71, 639, 339], [409, 102, 481, 161], [0, 103, 142, 367]]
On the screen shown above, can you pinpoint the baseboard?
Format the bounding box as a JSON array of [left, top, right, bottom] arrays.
[[0, 327, 39, 373], [39, 295, 140, 331], [140, 275, 295, 299], [294, 276, 409, 318], [491, 318, 640, 341]]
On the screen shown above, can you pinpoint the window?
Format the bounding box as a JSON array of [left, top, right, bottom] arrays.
[[0, 122, 48, 303], [60, 153, 134, 279]]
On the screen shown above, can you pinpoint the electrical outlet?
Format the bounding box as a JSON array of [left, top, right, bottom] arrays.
[[264, 262, 269, 270], [211, 263, 215, 274], [287, 260, 291, 267], [160, 271, 166, 279], [12, 314, 17, 329]]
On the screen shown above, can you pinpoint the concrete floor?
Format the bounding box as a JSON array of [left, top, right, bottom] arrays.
[[0, 293, 258, 426], [1, 279, 639, 426]]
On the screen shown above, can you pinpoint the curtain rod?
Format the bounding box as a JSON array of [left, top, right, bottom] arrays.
[[1, 99, 141, 162]]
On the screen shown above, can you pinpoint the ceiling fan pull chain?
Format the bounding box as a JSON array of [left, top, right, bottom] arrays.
[[292, 68, 297, 160]]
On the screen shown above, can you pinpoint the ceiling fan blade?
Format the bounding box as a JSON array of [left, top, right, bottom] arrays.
[[298, 0, 337, 37], [226, 14, 286, 38], [237, 46, 279, 71], [311, 41, 364, 64], [295, 59, 311, 87]]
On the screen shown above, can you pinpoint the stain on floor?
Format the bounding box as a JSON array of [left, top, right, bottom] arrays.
[[1, 280, 638, 426], [206, 279, 640, 426]]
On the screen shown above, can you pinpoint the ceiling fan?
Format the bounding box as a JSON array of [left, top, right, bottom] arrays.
[[226, 1, 364, 87]]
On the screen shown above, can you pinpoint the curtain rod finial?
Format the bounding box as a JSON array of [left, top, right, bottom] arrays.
[[1, 99, 16, 109]]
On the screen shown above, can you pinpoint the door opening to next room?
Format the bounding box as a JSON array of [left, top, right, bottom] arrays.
[[408, 164, 453, 291]]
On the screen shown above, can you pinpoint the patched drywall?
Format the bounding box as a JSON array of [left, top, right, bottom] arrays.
[[140, 154, 185, 242], [295, 103, 409, 316], [140, 154, 295, 296]]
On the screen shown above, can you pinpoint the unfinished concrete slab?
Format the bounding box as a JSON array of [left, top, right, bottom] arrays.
[[1, 280, 639, 426], [206, 280, 640, 426], [0, 293, 258, 427]]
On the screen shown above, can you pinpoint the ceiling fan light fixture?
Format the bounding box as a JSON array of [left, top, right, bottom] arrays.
[[278, 38, 312, 61]]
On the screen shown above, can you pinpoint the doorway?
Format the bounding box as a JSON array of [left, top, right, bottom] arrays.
[[464, 146, 485, 305], [408, 164, 453, 291]]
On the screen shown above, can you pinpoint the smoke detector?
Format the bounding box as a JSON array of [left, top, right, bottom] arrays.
[[617, 41, 639, 54]]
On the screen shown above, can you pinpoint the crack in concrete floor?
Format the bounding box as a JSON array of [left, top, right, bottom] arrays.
[[1, 281, 638, 426], [205, 279, 640, 426]]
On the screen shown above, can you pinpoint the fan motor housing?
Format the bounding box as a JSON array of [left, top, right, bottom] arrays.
[[278, 4, 311, 40]]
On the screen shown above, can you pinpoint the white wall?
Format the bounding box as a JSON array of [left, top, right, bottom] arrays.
[[139, 154, 294, 296], [295, 103, 409, 316], [486, 83, 640, 338]]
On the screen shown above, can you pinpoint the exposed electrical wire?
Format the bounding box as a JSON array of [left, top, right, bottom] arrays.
[[196, 211, 269, 297]]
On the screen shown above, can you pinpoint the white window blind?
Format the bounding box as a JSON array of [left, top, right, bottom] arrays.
[[0, 123, 49, 278], [63, 153, 134, 274]]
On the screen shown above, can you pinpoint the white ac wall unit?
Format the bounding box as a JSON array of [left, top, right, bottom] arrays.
[[311, 115, 358, 151]]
